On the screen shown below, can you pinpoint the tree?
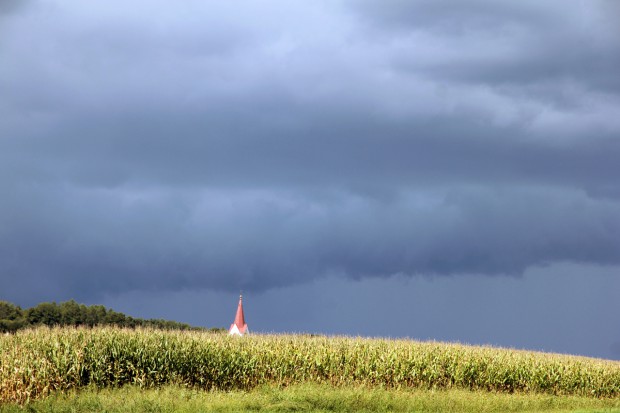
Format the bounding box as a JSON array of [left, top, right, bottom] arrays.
[[0, 299, 215, 332], [85, 305, 107, 326], [0, 301, 25, 333], [104, 310, 127, 326], [26, 302, 61, 326], [60, 300, 87, 326], [0, 301, 23, 320]]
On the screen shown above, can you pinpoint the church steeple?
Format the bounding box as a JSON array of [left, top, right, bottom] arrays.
[[229, 294, 248, 335]]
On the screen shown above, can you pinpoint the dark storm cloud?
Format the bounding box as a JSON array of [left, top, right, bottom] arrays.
[[3, 99, 620, 195], [349, 0, 554, 33], [2, 184, 619, 304], [1, 0, 619, 304], [350, 0, 620, 93]]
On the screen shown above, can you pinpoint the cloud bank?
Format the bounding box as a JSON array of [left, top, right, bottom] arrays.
[[1, 0, 619, 303]]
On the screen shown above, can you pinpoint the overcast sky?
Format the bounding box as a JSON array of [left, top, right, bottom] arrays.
[[1, 0, 619, 360]]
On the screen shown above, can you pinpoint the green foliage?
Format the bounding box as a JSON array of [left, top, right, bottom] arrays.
[[59, 300, 85, 326], [1, 384, 620, 413], [0, 319, 26, 334], [26, 302, 62, 326], [85, 305, 107, 327], [0, 302, 25, 333], [1, 328, 619, 404], [0, 301, 23, 320], [0, 300, 206, 333]]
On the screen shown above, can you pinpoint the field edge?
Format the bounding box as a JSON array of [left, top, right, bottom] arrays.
[[2, 383, 620, 413]]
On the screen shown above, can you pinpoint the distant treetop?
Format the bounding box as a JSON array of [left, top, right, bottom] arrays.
[[0, 299, 224, 333]]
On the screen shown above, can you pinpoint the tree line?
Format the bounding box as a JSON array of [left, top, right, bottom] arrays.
[[0, 300, 225, 333]]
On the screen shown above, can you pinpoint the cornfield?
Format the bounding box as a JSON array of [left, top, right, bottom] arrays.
[[1, 327, 619, 404]]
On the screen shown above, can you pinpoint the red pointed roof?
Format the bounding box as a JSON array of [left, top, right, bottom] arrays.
[[229, 294, 248, 335]]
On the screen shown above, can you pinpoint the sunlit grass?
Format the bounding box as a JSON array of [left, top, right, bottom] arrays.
[[2, 384, 619, 413]]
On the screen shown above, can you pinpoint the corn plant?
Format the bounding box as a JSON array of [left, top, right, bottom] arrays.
[[1, 327, 619, 404]]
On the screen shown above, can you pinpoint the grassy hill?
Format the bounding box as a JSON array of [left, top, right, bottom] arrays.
[[1, 327, 619, 407]]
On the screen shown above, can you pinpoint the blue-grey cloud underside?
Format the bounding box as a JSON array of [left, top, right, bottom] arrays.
[[1, 0, 619, 304]]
